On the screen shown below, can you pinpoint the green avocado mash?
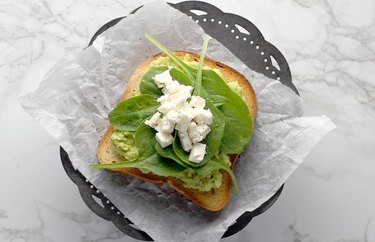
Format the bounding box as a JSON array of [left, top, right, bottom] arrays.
[[110, 130, 139, 161], [179, 168, 223, 191], [177, 153, 231, 191], [110, 55, 244, 192], [148, 55, 198, 69], [148, 55, 225, 76], [227, 81, 244, 99]]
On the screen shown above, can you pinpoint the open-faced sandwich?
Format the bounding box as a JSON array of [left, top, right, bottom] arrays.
[[91, 35, 256, 211]]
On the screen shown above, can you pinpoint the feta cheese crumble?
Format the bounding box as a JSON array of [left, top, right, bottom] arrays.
[[144, 69, 213, 163]]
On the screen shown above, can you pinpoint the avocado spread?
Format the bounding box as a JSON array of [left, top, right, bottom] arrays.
[[149, 55, 195, 68], [110, 130, 139, 161], [111, 55, 243, 191], [227, 81, 244, 99], [178, 168, 223, 192], [177, 154, 231, 191]]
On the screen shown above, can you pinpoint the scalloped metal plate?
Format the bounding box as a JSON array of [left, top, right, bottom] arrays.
[[61, 1, 297, 240]]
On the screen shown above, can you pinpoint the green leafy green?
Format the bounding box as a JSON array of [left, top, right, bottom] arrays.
[[96, 107, 237, 193], [145, 34, 195, 81], [202, 70, 252, 154], [139, 66, 168, 96], [155, 143, 192, 168], [169, 68, 193, 86], [92, 123, 186, 176], [91, 153, 185, 177], [203, 101, 226, 153], [135, 122, 157, 158], [172, 137, 204, 167], [108, 94, 159, 131], [210, 95, 229, 107], [168, 64, 251, 155], [144, 35, 251, 154], [194, 35, 210, 96], [91, 153, 237, 193]]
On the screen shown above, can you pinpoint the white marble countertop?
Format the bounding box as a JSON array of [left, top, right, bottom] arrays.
[[1, 0, 374, 241]]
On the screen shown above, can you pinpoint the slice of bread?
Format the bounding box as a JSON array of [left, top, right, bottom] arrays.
[[97, 51, 256, 211]]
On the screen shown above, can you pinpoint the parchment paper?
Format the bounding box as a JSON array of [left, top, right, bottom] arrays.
[[20, 1, 335, 241]]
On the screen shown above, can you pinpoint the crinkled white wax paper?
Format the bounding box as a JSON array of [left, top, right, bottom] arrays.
[[20, 1, 335, 241]]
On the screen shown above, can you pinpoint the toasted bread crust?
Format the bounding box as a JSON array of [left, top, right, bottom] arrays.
[[96, 51, 256, 211]]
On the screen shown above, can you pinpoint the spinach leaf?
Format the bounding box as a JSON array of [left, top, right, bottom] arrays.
[[140, 66, 192, 98], [91, 153, 185, 177], [145, 33, 251, 154], [202, 70, 252, 154], [140, 66, 168, 96], [108, 94, 159, 131], [169, 68, 193, 86], [90, 154, 237, 193], [135, 122, 157, 158], [210, 95, 229, 107], [172, 137, 204, 167], [154, 143, 191, 168], [204, 101, 226, 154]]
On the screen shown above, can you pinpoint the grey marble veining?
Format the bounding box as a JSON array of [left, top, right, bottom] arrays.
[[1, 0, 374, 241]]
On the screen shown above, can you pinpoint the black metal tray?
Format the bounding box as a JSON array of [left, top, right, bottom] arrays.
[[60, 1, 297, 240]]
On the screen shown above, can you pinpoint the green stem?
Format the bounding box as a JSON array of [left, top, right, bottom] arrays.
[[90, 155, 155, 169], [218, 163, 239, 195], [195, 35, 211, 96], [145, 34, 194, 81]]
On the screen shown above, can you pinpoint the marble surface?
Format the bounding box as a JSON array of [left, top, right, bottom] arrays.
[[0, 0, 374, 241]]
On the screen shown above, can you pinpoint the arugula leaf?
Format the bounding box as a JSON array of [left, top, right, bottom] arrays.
[[108, 94, 158, 131], [140, 66, 168, 96], [202, 70, 252, 154]]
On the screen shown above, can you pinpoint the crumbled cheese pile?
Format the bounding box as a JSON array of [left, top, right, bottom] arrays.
[[145, 69, 213, 163]]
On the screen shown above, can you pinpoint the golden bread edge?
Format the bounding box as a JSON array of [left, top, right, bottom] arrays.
[[96, 51, 257, 211]]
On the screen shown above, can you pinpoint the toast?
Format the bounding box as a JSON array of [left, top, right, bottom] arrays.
[[97, 51, 256, 211]]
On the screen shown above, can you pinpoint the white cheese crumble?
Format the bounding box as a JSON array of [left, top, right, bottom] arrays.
[[189, 143, 207, 163], [144, 69, 213, 163]]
